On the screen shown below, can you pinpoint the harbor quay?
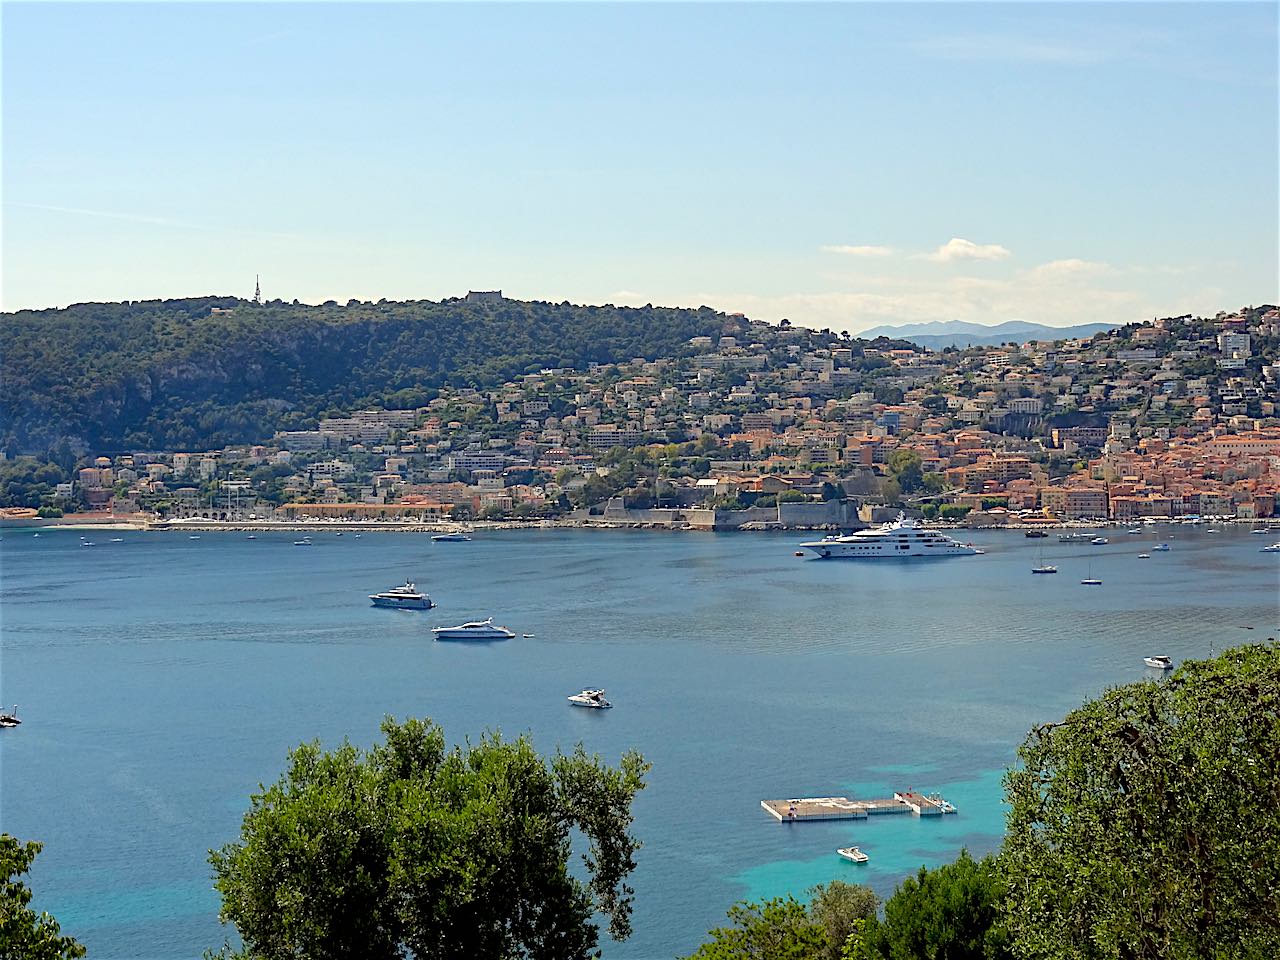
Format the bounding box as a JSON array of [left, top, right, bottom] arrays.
[[761, 791, 957, 822]]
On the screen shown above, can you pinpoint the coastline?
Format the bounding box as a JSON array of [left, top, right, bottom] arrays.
[[5, 515, 1271, 535]]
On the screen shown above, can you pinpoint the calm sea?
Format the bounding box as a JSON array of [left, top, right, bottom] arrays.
[[1, 525, 1276, 958]]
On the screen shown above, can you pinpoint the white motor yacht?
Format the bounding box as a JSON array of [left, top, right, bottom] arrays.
[[836, 846, 868, 863], [1091, 537, 1109, 545], [369, 581, 434, 610], [799, 514, 979, 559], [432, 617, 515, 641], [1144, 655, 1174, 670], [1031, 565, 1058, 574], [568, 688, 612, 709], [294, 537, 312, 546], [431, 531, 472, 542], [1261, 543, 1280, 553]]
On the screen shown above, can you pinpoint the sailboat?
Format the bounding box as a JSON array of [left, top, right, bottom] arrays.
[[1080, 554, 1101, 585], [1031, 540, 1056, 574]]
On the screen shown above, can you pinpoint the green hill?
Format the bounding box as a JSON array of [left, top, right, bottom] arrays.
[[1, 296, 736, 452]]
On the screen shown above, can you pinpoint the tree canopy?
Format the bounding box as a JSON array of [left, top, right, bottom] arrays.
[[0, 835, 86, 960], [846, 851, 1010, 960], [209, 716, 648, 960], [682, 881, 878, 960], [1002, 641, 1280, 959]]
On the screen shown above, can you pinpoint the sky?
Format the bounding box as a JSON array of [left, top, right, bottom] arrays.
[[3, 1, 1277, 333]]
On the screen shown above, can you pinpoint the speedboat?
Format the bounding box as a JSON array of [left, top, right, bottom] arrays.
[[431, 531, 472, 542], [189, 535, 201, 540], [0, 705, 20, 728], [1031, 565, 1058, 574], [1261, 543, 1280, 553], [1144, 655, 1174, 670], [432, 618, 515, 641], [369, 581, 434, 610], [109, 537, 124, 543], [246, 535, 256, 540], [1152, 543, 1170, 551], [1252, 528, 1271, 534], [1091, 537, 1109, 545], [294, 537, 312, 546], [1137, 553, 1151, 559], [568, 688, 612, 709], [1127, 528, 1142, 534], [799, 513, 978, 558], [837, 846, 868, 863]]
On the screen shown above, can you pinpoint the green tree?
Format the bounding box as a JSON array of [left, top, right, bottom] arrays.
[[846, 851, 1010, 960], [809, 881, 878, 960], [210, 717, 648, 960], [886, 450, 924, 494], [0, 835, 86, 959], [1001, 642, 1280, 960], [683, 896, 828, 959]]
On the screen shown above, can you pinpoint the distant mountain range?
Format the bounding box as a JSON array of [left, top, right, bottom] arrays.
[[859, 319, 1117, 349]]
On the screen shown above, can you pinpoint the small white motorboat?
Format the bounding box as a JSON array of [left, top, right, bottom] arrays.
[[1137, 553, 1151, 559], [837, 846, 868, 863], [432, 618, 515, 641], [294, 537, 313, 546], [1091, 537, 1109, 545], [1127, 528, 1142, 534], [1144, 655, 1173, 670], [1031, 565, 1058, 574], [1261, 543, 1280, 553], [567, 688, 612, 709], [189, 535, 201, 540], [1153, 543, 1170, 551], [1081, 578, 1103, 585], [432, 531, 472, 542], [109, 538, 124, 543]]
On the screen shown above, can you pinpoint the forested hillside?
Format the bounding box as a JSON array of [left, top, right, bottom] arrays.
[[1, 296, 735, 452]]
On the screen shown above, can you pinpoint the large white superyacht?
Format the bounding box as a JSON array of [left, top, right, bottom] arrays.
[[799, 513, 980, 559]]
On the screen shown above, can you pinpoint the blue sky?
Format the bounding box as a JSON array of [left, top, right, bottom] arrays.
[[3, 2, 1276, 331]]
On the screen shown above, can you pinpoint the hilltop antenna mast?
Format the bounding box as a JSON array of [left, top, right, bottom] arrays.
[[253, 275, 262, 305]]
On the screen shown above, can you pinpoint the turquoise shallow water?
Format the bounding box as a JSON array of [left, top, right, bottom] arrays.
[[1, 526, 1276, 958]]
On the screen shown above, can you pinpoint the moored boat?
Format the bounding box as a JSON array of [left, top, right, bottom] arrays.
[[1144, 655, 1173, 670], [799, 513, 978, 559], [431, 531, 472, 542], [567, 688, 612, 709], [837, 846, 868, 863], [1152, 543, 1170, 551], [0, 705, 20, 728], [370, 581, 434, 610], [432, 617, 515, 641], [1031, 565, 1058, 574]]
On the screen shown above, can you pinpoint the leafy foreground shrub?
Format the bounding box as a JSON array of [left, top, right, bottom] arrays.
[[0, 835, 85, 960], [1002, 641, 1280, 959], [209, 716, 648, 960], [682, 880, 878, 960], [847, 851, 1010, 960]]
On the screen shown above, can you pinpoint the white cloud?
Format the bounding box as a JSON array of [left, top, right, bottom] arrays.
[[1028, 258, 1112, 280], [820, 244, 896, 257], [921, 238, 1012, 262]]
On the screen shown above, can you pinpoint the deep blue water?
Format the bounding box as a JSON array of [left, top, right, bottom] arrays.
[[1, 526, 1276, 959]]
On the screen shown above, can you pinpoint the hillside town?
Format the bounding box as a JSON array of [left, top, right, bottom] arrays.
[[11, 305, 1279, 530]]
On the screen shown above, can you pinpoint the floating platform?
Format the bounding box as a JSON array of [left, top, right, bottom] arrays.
[[761, 791, 956, 822]]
